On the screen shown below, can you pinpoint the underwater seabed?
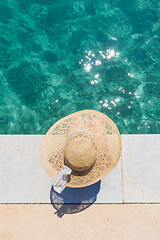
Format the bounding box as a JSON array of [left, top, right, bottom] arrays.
[[0, 0, 160, 134]]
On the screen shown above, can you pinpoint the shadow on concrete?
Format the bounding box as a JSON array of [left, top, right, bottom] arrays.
[[50, 181, 101, 218]]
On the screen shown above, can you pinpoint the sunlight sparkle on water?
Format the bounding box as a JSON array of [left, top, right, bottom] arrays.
[[115, 98, 120, 102], [88, 50, 92, 56], [106, 49, 120, 59], [103, 103, 108, 107], [95, 60, 101, 65], [84, 63, 92, 72], [95, 73, 99, 78]]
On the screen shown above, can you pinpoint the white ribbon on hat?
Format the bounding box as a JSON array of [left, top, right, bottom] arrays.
[[50, 130, 93, 193], [50, 165, 72, 194]]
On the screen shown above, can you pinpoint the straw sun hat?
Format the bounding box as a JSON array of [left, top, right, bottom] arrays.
[[42, 110, 121, 188]]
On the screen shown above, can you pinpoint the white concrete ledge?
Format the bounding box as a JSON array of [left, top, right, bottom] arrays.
[[0, 135, 122, 203], [0, 134, 160, 203], [0, 136, 50, 203], [122, 134, 160, 203]]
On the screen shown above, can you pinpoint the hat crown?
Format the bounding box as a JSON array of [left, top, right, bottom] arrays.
[[64, 131, 97, 171]]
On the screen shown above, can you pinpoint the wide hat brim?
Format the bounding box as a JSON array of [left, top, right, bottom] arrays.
[[42, 110, 121, 188]]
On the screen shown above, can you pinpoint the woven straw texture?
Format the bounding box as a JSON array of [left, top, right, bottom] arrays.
[[42, 110, 121, 188]]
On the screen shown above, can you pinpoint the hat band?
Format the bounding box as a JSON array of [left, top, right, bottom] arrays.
[[65, 129, 93, 146]]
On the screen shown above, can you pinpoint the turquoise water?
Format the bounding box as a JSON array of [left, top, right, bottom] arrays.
[[0, 0, 160, 134]]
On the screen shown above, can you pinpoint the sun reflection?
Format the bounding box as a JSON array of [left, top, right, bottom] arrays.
[[106, 49, 115, 59], [128, 73, 134, 78], [106, 49, 120, 59], [80, 47, 121, 73], [85, 56, 91, 61], [95, 73, 99, 78], [145, 123, 150, 129], [100, 97, 121, 109], [91, 80, 98, 85], [103, 103, 108, 107], [118, 87, 126, 94], [88, 50, 92, 56], [95, 60, 101, 65], [84, 63, 92, 72], [101, 54, 106, 59]]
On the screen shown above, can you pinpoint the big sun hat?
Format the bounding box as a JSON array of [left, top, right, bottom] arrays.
[[42, 110, 121, 190]]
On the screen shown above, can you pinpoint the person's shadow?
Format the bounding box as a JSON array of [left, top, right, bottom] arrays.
[[50, 181, 101, 218]]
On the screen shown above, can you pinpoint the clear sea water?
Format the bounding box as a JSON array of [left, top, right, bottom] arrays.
[[0, 0, 160, 134]]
